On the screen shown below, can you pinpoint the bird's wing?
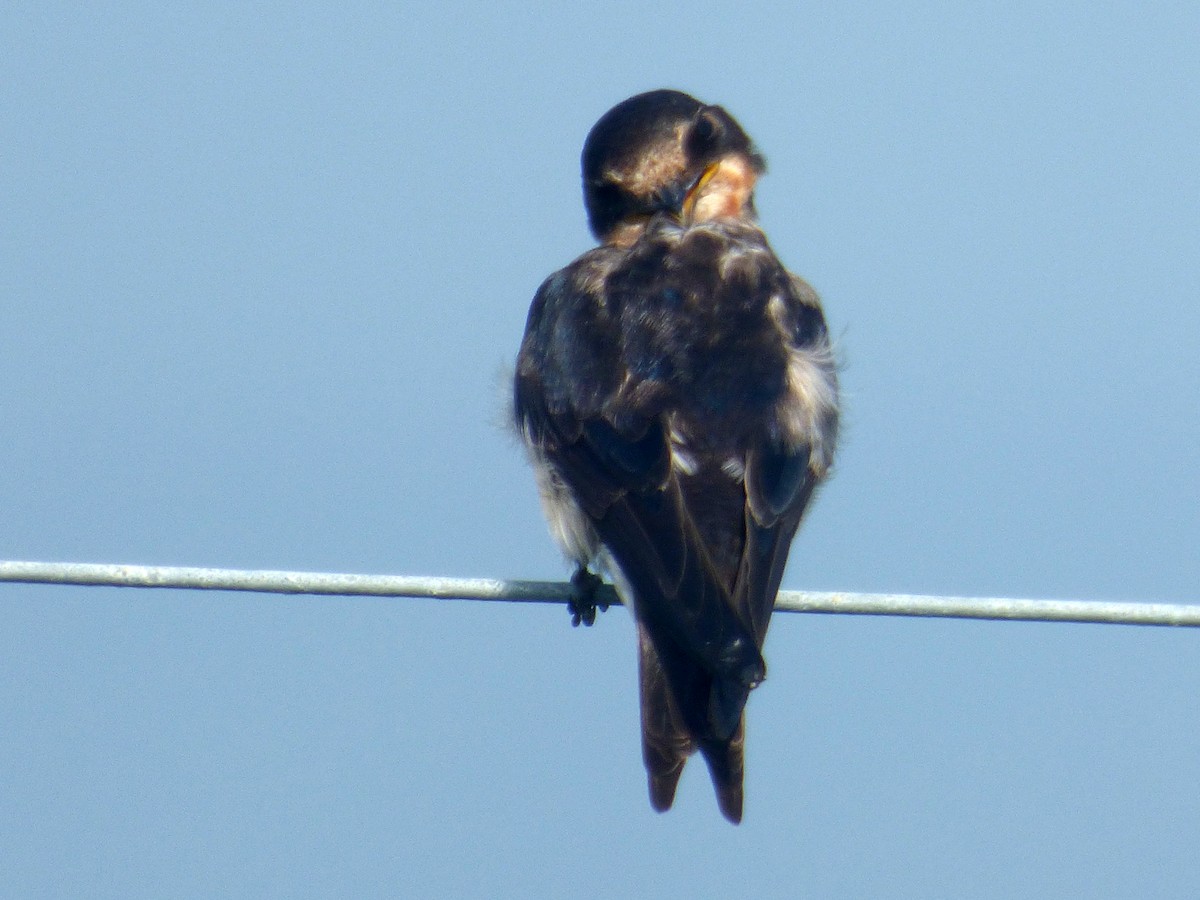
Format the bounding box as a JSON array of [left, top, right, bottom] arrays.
[[732, 273, 838, 643], [735, 441, 820, 642], [514, 259, 765, 738], [515, 251, 836, 824]]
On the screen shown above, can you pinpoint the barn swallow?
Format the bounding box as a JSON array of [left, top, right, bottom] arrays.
[[514, 89, 839, 823]]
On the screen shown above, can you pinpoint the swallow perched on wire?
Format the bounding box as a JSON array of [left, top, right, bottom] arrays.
[[514, 89, 839, 823]]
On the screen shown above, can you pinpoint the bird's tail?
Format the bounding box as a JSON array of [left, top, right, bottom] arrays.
[[638, 625, 692, 812], [698, 724, 745, 824], [637, 624, 746, 823]]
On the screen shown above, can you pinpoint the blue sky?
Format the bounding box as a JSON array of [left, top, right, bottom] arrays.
[[2, 2, 1198, 897]]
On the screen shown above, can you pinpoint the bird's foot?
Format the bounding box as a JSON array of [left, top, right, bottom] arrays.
[[568, 566, 608, 627]]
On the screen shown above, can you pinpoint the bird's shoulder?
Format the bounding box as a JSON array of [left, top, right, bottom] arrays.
[[515, 245, 629, 427]]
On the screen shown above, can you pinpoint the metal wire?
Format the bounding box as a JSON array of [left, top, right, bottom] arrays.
[[2, 559, 1197, 628]]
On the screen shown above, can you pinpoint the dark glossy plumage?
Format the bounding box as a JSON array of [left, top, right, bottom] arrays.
[[515, 90, 838, 822]]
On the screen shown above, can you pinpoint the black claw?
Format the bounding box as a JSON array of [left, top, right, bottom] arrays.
[[568, 566, 607, 627]]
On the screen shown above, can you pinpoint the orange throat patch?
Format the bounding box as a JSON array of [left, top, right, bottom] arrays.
[[687, 154, 758, 223]]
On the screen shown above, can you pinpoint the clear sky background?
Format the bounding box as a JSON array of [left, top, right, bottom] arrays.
[[2, 2, 1198, 897]]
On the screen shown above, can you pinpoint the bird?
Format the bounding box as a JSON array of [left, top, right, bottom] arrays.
[[513, 89, 839, 823]]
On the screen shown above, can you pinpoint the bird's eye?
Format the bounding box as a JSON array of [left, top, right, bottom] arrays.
[[687, 110, 725, 160]]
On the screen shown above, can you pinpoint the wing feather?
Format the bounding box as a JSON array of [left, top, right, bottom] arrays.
[[515, 221, 837, 823]]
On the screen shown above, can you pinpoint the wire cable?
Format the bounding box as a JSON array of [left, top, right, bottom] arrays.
[[2, 559, 1197, 627]]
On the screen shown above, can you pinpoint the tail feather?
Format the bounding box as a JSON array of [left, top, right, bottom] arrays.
[[698, 719, 746, 824], [638, 624, 747, 822], [638, 625, 693, 813], [647, 757, 685, 813]]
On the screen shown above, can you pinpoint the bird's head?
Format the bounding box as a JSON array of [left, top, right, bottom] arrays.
[[581, 89, 766, 245]]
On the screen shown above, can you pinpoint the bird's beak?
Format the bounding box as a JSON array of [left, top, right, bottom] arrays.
[[681, 163, 719, 224]]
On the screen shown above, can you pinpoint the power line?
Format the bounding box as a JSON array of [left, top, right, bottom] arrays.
[[2, 559, 1197, 628]]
